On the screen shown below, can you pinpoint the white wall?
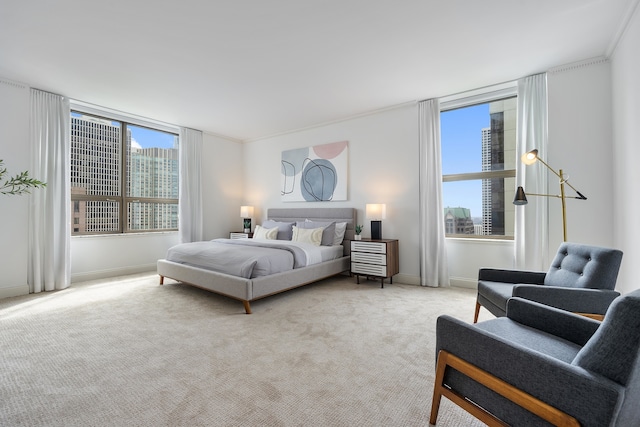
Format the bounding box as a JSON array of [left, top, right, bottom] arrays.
[[71, 232, 180, 282], [446, 239, 514, 288], [0, 80, 30, 298], [201, 132, 245, 240], [243, 104, 422, 284], [547, 60, 614, 252], [611, 5, 640, 294]]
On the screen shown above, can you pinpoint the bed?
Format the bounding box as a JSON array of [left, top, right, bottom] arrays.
[[157, 207, 356, 313]]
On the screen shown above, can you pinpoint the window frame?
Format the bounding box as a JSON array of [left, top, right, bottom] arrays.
[[440, 84, 518, 240], [70, 104, 180, 236]]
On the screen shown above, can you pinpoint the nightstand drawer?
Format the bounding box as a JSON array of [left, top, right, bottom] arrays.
[[351, 263, 387, 277], [230, 232, 252, 239], [351, 241, 387, 254], [351, 251, 387, 265]]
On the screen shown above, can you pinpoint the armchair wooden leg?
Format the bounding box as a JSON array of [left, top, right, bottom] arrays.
[[429, 351, 446, 425], [474, 301, 481, 323]]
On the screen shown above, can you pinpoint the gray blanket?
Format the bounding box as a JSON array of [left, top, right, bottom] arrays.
[[165, 239, 309, 278]]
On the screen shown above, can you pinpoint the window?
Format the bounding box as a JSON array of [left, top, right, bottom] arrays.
[[70, 111, 179, 235], [441, 94, 517, 239]]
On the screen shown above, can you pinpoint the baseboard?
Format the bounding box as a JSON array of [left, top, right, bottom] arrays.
[[71, 263, 157, 283], [393, 273, 420, 286], [389, 274, 476, 288], [0, 284, 30, 299], [450, 277, 477, 289]]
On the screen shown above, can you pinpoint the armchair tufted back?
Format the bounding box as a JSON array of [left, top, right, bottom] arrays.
[[544, 242, 623, 290], [572, 289, 640, 384], [571, 289, 640, 425]]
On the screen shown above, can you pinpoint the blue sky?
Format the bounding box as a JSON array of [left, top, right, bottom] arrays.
[[129, 125, 177, 149], [440, 103, 490, 217]]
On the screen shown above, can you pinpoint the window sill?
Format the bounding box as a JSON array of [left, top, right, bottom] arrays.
[[445, 235, 514, 242], [72, 231, 179, 239]]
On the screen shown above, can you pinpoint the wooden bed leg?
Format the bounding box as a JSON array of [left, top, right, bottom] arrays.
[[243, 301, 252, 314], [159, 276, 164, 285]]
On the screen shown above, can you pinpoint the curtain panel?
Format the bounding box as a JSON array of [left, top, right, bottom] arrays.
[[515, 73, 549, 270], [418, 99, 450, 287], [28, 89, 71, 293], [179, 127, 203, 243]]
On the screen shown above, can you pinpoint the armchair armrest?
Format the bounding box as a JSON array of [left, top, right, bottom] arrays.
[[478, 268, 546, 284], [435, 315, 623, 427], [506, 297, 601, 346], [513, 285, 620, 315]]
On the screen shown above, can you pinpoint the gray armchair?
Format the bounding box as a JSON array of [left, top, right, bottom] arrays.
[[475, 242, 623, 323], [431, 290, 640, 426]]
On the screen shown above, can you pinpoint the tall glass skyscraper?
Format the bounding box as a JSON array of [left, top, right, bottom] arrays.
[[481, 98, 517, 237]]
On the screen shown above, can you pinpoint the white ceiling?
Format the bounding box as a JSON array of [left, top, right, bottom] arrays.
[[0, 0, 636, 141]]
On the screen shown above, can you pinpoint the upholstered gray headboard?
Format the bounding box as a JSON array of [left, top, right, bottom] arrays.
[[267, 207, 356, 254]]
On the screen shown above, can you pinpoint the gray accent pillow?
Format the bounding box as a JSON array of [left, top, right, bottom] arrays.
[[296, 221, 336, 246], [262, 220, 295, 240]]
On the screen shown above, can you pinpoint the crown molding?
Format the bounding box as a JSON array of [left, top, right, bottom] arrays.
[[548, 57, 609, 74]]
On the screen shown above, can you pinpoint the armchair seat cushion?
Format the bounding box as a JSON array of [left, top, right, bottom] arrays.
[[477, 280, 518, 315]]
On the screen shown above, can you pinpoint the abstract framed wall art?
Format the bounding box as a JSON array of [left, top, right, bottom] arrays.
[[281, 140, 348, 202]]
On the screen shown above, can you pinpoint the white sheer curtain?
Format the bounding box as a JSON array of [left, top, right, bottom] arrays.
[[515, 73, 549, 270], [28, 89, 71, 293], [179, 127, 203, 243], [418, 99, 450, 287]]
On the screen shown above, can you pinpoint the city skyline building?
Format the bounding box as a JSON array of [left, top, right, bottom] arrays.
[[481, 127, 491, 236], [476, 98, 517, 237]]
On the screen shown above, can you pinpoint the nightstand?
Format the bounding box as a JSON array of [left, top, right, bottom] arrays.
[[230, 232, 253, 239], [350, 238, 399, 288]]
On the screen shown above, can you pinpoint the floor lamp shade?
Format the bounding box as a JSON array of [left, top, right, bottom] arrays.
[[240, 205, 254, 233], [513, 186, 528, 205], [366, 204, 386, 240]]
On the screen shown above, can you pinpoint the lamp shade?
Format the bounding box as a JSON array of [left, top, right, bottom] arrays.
[[521, 149, 539, 165], [513, 186, 528, 205], [240, 206, 254, 218], [366, 204, 386, 220]]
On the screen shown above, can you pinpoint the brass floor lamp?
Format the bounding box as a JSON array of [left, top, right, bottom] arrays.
[[513, 149, 587, 242]]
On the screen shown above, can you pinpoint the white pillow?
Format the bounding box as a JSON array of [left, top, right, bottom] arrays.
[[297, 220, 335, 246], [291, 226, 323, 246], [253, 225, 278, 240], [333, 222, 347, 245]]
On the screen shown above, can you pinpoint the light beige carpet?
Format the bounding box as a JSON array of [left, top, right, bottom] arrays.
[[0, 273, 490, 427]]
